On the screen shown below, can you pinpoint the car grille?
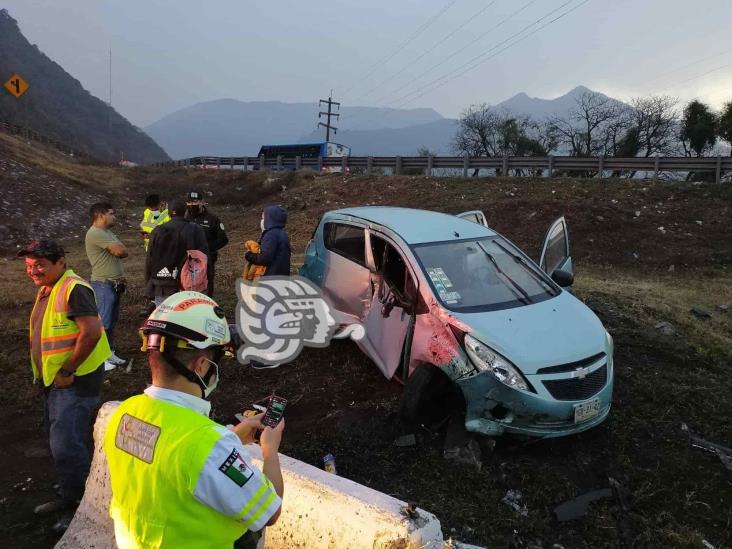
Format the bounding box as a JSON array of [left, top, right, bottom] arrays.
[[537, 352, 606, 375], [543, 364, 607, 401]]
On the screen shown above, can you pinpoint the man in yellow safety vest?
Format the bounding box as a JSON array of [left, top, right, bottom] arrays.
[[20, 239, 111, 533], [105, 292, 284, 548], [139, 193, 170, 251]]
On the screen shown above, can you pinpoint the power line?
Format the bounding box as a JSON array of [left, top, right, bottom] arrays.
[[342, 0, 586, 132], [339, 0, 458, 98], [647, 46, 732, 85], [371, 0, 540, 105], [343, 0, 537, 130], [351, 0, 499, 103], [391, 0, 590, 108], [671, 58, 732, 87]]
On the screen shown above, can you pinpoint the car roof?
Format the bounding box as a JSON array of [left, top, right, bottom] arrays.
[[328, 206, 497, 244]]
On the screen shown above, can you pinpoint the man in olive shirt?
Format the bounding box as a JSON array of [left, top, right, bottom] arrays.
[[85, 202, 128, 371]]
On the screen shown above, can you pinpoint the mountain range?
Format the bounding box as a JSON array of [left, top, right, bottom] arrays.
[[146, 86, 625, 158], [0, 8, 627, 162], [0, 9, 169, 164]]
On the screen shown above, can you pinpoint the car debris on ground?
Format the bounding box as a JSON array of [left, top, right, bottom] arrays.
[[654, 321, 675, 335], [682, 423, 732, 472], [690, 307, 712, 319], [502, 490, 528, 517], [394, 433, 417, 447], [553, 488, 613, 521], [443, 415, 482, 470]]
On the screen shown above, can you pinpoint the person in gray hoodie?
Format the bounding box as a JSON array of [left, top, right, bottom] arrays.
[[245, 206, 291, 276]]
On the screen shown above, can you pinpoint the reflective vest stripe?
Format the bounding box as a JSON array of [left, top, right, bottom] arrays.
[[53, 275, 83, 313], [41, 335, 78, 353], [238, 481, 277, 530], [234, 479, 271, 524], [41, 333, 80, 342]]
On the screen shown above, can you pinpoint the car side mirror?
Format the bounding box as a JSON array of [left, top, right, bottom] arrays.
[[551, 269, 574, 287]]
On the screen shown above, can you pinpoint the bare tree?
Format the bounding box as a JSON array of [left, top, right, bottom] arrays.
[[453, 104, 551, 175], [626, 96, 680, 157], [548, 91, 625, 157], [452, 103, 502, 158]]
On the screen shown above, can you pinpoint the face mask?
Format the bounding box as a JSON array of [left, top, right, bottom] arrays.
[[151, 210, 160, 217], [195, 358, 219, 399], [188, 205, 202, 216], [260, 218, 265, 232]]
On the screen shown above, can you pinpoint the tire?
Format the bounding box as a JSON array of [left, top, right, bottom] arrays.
[[399, 366, 463, 425]]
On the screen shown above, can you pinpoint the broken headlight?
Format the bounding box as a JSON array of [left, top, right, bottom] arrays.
[[464, 334, 530, 392]]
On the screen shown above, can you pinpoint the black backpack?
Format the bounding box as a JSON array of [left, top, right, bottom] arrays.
[[149, 224, 188, 283]]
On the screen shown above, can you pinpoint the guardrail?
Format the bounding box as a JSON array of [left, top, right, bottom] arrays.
[[152, 154, 732, 182], [0, 120, 90, 158]]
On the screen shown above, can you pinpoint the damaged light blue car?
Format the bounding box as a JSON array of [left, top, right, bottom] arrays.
[[300, 207, 613, 438]]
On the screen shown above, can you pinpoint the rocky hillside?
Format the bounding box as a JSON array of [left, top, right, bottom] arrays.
[[0, 9, 169, 165], [0, 134, 106, 254]]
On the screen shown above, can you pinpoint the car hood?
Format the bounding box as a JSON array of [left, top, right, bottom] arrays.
[[451, 291, 607, 375]]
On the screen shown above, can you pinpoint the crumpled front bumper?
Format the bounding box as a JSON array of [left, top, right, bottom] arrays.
[[454, 366, 614, 438]]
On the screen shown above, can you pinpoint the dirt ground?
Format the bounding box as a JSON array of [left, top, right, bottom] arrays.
[[0, 135, 730, 548]]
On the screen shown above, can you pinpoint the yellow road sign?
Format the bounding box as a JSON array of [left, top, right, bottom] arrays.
[[4, 74, 29, 98]]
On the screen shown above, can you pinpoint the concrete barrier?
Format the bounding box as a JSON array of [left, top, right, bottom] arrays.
[[57, 401, 448, 549]]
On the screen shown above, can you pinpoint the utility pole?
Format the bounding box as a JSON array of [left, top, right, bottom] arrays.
[[318, 92, 340, 142], [108, 46, 112, 132]]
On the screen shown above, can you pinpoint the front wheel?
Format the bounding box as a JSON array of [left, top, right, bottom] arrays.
[[399, 366, 464, 426]]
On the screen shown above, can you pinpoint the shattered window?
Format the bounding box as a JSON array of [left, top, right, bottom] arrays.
[[413, 237, 558, 312], [325, 223, 366, 266], [371, 235, 416, 303], [383, 244, 407, 295]]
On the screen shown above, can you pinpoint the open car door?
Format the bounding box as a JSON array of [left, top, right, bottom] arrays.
[[359, 233, 414, 380], [321, 222, 372, 325], [539, 216, 573, 276], [456, 210, 488, 227]]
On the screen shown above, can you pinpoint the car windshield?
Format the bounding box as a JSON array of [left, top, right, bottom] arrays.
[[413, 236, 559, 312]]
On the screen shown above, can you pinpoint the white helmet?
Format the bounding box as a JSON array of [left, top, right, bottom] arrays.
[[141, 291, 231, 353]]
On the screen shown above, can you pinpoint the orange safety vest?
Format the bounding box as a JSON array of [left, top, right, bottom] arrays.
[[30, 269, 111, 386]]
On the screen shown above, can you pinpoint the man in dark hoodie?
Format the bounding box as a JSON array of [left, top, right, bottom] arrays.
[[145, 200, 208, 305], [245, 206, 291, 276]]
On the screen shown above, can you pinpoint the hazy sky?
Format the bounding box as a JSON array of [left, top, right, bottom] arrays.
[[4, 0, 732, 127]]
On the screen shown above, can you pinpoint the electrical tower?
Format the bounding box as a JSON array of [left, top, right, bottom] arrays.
[[318, 94, 340, 142]]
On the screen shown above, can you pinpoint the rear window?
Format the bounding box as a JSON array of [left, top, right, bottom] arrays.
[[324, 223, 366, 266]]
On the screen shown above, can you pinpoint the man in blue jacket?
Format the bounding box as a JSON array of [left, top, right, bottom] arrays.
[[245, 206, 291, 277]]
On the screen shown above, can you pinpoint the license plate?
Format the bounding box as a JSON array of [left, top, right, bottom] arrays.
[[574, 398, 601, 423]]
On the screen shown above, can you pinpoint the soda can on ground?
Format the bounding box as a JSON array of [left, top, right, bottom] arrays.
[[323, 453, 337, 475]]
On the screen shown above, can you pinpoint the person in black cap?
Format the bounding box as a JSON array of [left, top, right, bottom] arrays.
[[19, 239, 111, 532], [186, 190, 228, 297]]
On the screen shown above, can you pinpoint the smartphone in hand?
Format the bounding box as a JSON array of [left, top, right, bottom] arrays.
[[261, 396, 287, 428]]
